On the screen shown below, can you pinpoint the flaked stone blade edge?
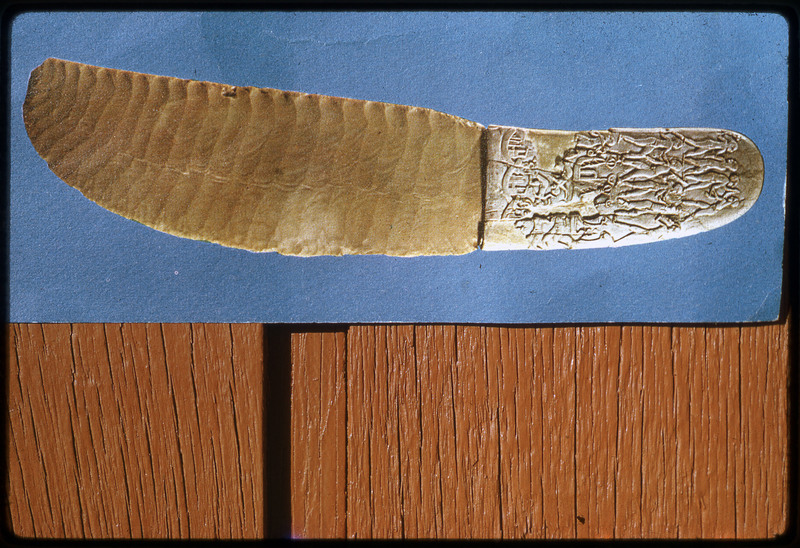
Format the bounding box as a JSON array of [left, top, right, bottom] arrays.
[[23, 58, 483, 257]]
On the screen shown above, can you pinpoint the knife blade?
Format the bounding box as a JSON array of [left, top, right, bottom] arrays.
[[23, 58, 763, 256]]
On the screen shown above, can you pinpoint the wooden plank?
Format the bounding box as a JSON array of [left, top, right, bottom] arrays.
[[344, 325, 416, 537], [739, 321, 790, 538], [7, 319, 790, 539], [343, 325, 503, 538], [614, 326, 644, 537], [639, 325, 677, 537], [575, 326, 620, 539], [453, 326, 503, 537], [673, 325, 705, 538], [290, 330, 347, 538], [290, 322, 789, 539], [6, 323, 264, 539], [491, 326, 578, 538]]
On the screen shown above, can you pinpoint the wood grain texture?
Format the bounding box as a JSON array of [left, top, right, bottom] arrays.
[[292, 322, 790, 540], [6, 323, 264, 539], [23, 58, 483, 256], [6, 321, 790, 539], [290, 330, 347, 538]]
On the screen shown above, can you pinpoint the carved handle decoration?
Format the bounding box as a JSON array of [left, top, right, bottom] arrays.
[[483, 126, 764, 251]]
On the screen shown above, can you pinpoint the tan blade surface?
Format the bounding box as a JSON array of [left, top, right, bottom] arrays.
[[23, 58, 484, 256]]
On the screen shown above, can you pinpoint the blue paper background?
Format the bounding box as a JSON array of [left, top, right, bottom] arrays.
[[9, 11, 788, 323]]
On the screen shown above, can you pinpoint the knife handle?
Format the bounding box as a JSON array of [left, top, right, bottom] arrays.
[[482, 125, 763, 251]]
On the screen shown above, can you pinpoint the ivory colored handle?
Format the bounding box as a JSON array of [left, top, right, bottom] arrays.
[[23, 58, 484, 256]]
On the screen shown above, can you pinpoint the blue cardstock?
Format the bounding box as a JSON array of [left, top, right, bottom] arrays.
[[9, 11, 788, 323]]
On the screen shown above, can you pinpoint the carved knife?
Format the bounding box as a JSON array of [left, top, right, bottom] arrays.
[[23, 58, 764, 256]]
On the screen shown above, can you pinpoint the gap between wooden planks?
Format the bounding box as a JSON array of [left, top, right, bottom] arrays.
[[5, 321, 791, 540]]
